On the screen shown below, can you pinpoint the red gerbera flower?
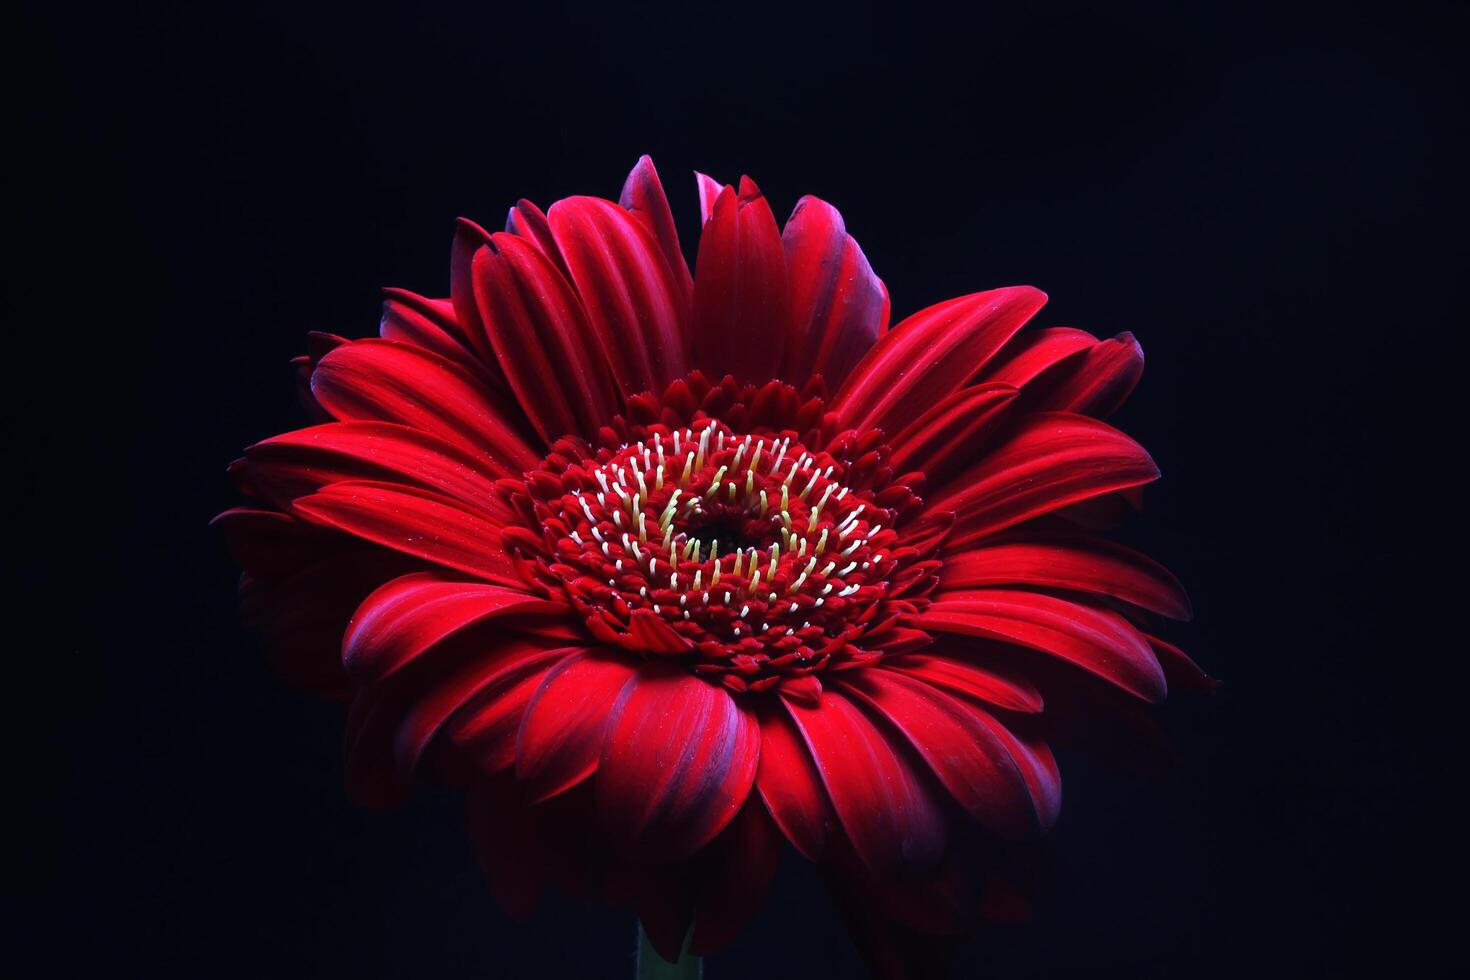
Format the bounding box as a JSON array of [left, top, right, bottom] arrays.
[[217, 156, 1209, 974]]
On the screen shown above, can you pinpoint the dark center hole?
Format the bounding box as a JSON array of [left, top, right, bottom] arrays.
[[682, 508, 777, 559]]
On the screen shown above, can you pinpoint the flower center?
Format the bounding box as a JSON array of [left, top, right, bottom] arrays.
[[511, 416, 912, 694]]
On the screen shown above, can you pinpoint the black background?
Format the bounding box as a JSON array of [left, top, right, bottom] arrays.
[[18, 1, 1454, 976]]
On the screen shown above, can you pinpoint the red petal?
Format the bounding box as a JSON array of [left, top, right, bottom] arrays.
[[781, 195, 888, 389], [597, 666, 759, 859], [916, 589, 1167, 701], [310, 339, 538, 475], [516, 650, 638, 802], [547, 196, 688, 396], [471, 232, 621, 441], [212, 506, 336, 576], [1145, 632, 1220, 694], [388, 641, 578, 781], [690, 178, 791, 384], [782, 689, 946, 875], [619, 155, 693, 309], [441, 660, 566, 774], [244, 421, 513, 521], [378, 289, 486, 378], [837, 671, 1036, 839], [504, 199, 571, 280], [881, 655, 1044, 713], [832, 286, 1047, 435], [1029, 332, 1145, 417], [929, 412, 1160, 550], [465, 776, 548, 920], [974, 721, 1063, 830], [695, 171, 725, 224], [888, 382, 1018, 484], [448, 218, 512, 394], [292, 480, 523, 587], [688, 801, 782, 955], [343, 638, 572, 805], [343, 571, 569, 683], [754, 703, 831, 860], [940, 532, 1192, 619], [978, 326, 1099, 388]]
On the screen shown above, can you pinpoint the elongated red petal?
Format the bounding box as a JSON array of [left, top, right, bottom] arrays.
[[1144, 632, 1219, 694], [917, 589, 1167, 701], [212, 506, 337, 576], [974, 720, 1063, 830], [782, 689, 946, 875], [889, 382, 1018, 484], [941, 532, 1192, 619], [292, 480, 524, 587], [597, 666, 759, 859], [472, 232, 621, 441], [547, 196, 688, 396], [688, 801, 783, 955], [690, 178, 791, 384], [754, 703, 831, 860], [929, 412, 1160, 550], [504, 198, 571, 280], [832, 286, 1047, 434], [1028, 331, 1145, 417], [837, 670, 1036, 839], [441, 659, 566, 774], [978, 326, 1099, 388], [619, 155, 693, 308], [448, 218, 512, 393], [516, 650, 638, 802], [695, 171, 725, 224], [390, 641, 581, 780], [881, 655, 1044, 713], [310, 338, 539, 475], [378, 289, 486, 378], [343, 571, 568, 683], [343, 638, 572, 805], [244, 421, 512, 520], [781, 195, 887, 389]]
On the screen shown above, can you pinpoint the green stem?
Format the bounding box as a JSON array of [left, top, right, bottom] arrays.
[[635, 922, 702, 980]]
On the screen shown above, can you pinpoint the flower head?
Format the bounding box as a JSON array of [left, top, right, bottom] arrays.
[[217, 156, 1209, 968]]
